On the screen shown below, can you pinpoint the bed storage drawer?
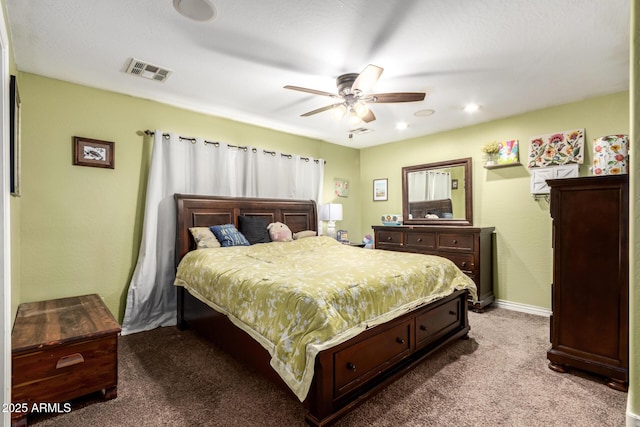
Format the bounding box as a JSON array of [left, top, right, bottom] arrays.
[[415, 298, 463, 350], [333, 319, 412, 398]]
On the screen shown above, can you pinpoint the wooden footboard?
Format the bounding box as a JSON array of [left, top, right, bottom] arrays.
[[178, 286, 470, 426]]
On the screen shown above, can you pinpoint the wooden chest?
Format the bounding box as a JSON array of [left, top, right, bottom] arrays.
[[372, 225, 495, 311], [546, 175, 628, 390], [11, 294, 121, 427]]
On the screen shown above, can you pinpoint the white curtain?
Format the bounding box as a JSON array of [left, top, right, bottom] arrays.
[[427, 171, 451, 200], [121, 131, 325, 335], [408, 171, 451, 201]]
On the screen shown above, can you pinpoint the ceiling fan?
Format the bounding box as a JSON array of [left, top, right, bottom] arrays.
[[284, 64, 426, 125]]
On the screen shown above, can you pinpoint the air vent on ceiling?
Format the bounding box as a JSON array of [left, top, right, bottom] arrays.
[[349, 128, 373, 135], [125, 58, 173, 83], [348, 127, 373, 139]]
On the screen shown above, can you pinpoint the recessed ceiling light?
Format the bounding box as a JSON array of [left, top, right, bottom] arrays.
[[414, 109, 435, 117], [173, 0, 217, 22], [396, 122, 409, 130], [463, 103, 481, 113]]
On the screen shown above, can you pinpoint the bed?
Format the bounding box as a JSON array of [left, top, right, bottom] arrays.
[[174, 194, 475, 426]]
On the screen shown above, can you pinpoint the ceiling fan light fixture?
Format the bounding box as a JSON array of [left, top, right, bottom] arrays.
[[173, 0, 217, 22], [334, 104, 347, 120], [353, 102, 369, 118], [348, 111, 362, 126]]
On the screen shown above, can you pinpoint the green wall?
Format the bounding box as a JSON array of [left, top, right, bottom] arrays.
[[360, 91, 629, 309], [16, 73, 361, 321]]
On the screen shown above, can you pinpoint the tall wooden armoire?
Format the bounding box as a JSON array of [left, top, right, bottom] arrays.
[[546, 175, 628, 391]]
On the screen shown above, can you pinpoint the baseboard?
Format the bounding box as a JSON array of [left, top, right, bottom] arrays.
[[628, 400, 640, 427], [493, 299, 551, 317]]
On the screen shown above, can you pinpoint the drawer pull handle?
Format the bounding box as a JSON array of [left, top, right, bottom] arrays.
[[417, 238, 422, 242], [453, 239, 458, 244], [419, 325, 428, 331], [449, 310, 457, 316], [56, 353, 85, 369], [461, 262, 466, 267], [346, 362, 357, 372], [386, 236, 392, 241], [396, 337, 406, 344]]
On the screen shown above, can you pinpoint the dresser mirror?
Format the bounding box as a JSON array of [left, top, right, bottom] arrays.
[[402, 157, 473, 226]]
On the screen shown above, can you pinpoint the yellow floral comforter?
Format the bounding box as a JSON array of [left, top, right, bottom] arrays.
[[174, 236, 476, 401]]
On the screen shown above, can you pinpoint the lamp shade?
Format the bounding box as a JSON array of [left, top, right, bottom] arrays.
[[319, 203, 343, 221]]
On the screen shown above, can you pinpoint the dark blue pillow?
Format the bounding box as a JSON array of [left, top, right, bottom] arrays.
[[210, 224, 250, 247]]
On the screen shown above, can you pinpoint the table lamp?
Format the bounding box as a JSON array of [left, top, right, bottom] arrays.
[[319, 203, 343, 239]]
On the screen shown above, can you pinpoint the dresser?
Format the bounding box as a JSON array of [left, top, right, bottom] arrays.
[[546, 175, 628, 390], [372, 225, 495, 311], [11, 294, 121, 426]]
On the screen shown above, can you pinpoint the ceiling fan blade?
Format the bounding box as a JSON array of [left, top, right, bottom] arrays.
[[352, 64, 383, 95], [284, 85, 338, 98], [370, 92, 426, 103], [362, 109, 376, 123], [300, 103, 344, 117]]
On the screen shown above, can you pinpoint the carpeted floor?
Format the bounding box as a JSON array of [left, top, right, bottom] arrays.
[[28, 307, 627, 426]]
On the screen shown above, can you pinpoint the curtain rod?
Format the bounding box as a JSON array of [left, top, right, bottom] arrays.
[[143, 130, 325, 164]]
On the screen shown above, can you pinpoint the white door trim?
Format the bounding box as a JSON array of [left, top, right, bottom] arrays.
[[0, 3, 12, 426]]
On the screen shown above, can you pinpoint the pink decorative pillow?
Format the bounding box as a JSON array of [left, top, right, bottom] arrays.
[[267, 222, 293, 242]]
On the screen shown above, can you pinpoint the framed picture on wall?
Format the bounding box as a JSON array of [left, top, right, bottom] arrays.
[[73, 136, 115, 169], [373, 178, 388, 201], [10, 75, 21, 196]]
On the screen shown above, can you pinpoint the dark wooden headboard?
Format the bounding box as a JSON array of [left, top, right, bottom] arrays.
[[174, 194, 318, 265], [408, 198, 453, 219]]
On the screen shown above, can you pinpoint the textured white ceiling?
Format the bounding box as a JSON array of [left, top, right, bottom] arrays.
[[5, 0, 630, 148]]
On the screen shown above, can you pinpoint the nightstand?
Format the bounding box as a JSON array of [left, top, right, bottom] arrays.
[[11, 294, 121, 427]]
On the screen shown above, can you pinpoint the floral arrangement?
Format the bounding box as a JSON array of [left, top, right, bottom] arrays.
[[480, 142, 501, 154]]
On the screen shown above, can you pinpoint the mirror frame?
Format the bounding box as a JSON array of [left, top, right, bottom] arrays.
[[402, 157, 473, 226]]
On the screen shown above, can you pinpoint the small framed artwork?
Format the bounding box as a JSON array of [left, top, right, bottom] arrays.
[[334, 178, 349, 197], [9, 75, 21, 196], [73, 136, 115, 169], [373, 178, 388, 201], [498, 139, 520, 165], [451, 179, 459, 190]]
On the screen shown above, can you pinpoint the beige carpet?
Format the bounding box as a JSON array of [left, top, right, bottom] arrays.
[[29, 307, 626, 426]]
